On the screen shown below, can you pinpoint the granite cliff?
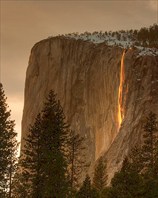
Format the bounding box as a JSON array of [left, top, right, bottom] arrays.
[[22, 36, 158, 182]]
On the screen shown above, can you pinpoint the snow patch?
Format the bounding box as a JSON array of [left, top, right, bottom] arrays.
[[136, 47, 158, 57], [60, 32, 158, 57]]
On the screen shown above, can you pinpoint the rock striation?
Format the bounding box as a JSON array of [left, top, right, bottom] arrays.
[[22, 36, 158, 183]]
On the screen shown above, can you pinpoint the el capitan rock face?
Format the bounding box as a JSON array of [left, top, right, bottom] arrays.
[[22, 37, 158, 182]]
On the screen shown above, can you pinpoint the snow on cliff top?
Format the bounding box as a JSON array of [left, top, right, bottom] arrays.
[[136, 46, 158, 57], [57, 32, 158, 57]]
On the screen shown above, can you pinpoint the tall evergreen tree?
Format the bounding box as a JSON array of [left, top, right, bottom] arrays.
[[18, 114, 44, 198], [127, 113, 158, 178], [107, 158, 144, 198], [76, 175, 98, 198], [18, 90, 70, 198], [141, 112, 158, 176], [93, 156, 107, 196], [12, 162, 32, 198], [41, 90, 69, 197], [140, 112, 158, 198], [0, 83, 18, 197], [68, 130, 89, 195]]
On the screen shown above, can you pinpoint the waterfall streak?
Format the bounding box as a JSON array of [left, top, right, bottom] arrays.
[[118, 50, 126, 129]]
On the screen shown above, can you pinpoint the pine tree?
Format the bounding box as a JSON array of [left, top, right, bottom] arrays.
[[128, 146, 143, 173], [41, 90, 69, 197], [128, 113, 158, 175], [141, 112, 158, 177], [155, 138, 158, 177], [0, 83, 18, 197], [93, 156, 107, 196], [76, 175, 98, 198], [107, 112, 158, 198], [68, 130, 89, 195], [12, 161, 32, 198], [140, 112, 158, 198], [18, 114, 44, 197], [18, 90, 70, 197], [107, 157, 144, 198]]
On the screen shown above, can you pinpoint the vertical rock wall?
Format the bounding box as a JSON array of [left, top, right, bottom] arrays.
[[105, 50, 158, 181], [22, 37, 158, 181]]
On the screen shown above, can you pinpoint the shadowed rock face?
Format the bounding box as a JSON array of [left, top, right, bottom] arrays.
[[22, 37, 158, 183]]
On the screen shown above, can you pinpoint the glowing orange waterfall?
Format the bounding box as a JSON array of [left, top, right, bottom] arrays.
[[118, 50, 126, 129]]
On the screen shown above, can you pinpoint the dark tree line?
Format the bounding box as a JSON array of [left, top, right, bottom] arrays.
[[74, 112, 158, 198], [0, 83, 18, 198], [76, 156, 108, 198], [1, 82, 158, 197], [136, 24, 158, 47], [63, 24, 158, 48], [0, 85, 89, 197]]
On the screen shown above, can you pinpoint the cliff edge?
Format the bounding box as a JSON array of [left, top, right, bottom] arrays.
[[22, 36, 158, 182]]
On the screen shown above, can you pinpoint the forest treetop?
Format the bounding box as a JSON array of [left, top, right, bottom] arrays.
[[47, 24, 158, 51]]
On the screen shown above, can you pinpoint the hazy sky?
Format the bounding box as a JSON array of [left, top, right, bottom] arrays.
[[1, 0, 158, 142]]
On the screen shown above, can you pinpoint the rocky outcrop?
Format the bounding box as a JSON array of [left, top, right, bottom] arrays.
[[22, 37, 158, 182]]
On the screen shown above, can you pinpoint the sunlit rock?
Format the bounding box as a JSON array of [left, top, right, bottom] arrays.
[[22, 36, 158, 183]]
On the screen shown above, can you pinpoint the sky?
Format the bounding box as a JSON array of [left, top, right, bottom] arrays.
[[1, 0, 158, 142]]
